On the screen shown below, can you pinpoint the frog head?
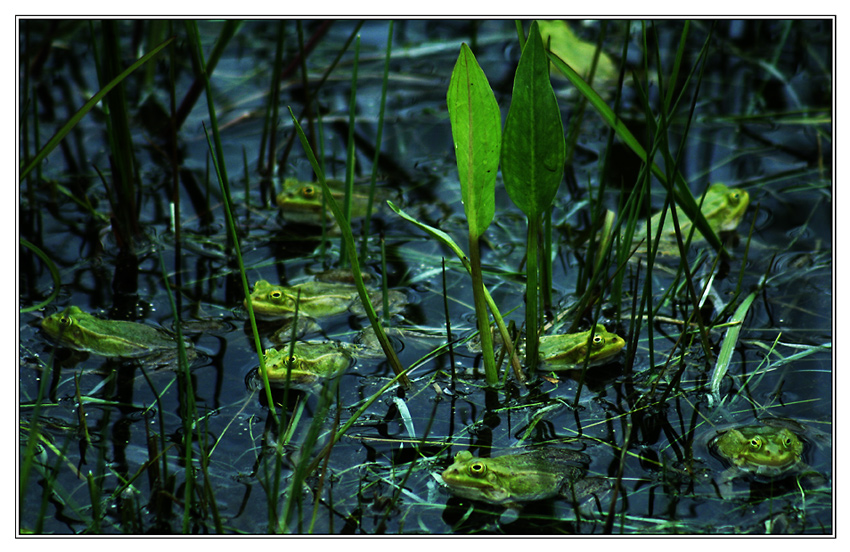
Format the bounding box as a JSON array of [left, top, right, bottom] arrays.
[[538, 324, 626, 369], [246, 280, 301, 318], [261, 343, 351, 386], [702, 183, 750, 233], [440, 451, 512, 504], [245, 280, 363, 319], [41, 306, 88, 347], [714, 426, 804, 472], [275, 178, 327, 215]]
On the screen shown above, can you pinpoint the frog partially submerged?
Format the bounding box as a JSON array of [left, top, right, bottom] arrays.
[[275, 177, 386, 227], [706, 419, 821, 499], [710, 422, 804, 479], [254, 341, 353, 389], [41, 306, 193, 365], [441, 448, 605, 506], [633, 183, 750, 256], [244, 279, 405, 321], [537, 324, 625, 369]]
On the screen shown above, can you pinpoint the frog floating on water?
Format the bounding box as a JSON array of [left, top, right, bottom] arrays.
[[634, 183, 750, 256], [254, 341, 353, 389], [41, 306, 193, 365], [711, 422, 804, 478], [706, 419, 822, 499], [441, 448, 606, 506], [244, 279, 405, 321], [537, 324, 625, 369], [275, 177, 386, 227]]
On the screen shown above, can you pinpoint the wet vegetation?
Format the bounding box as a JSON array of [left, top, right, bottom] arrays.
[[19, 19, 832, 534]]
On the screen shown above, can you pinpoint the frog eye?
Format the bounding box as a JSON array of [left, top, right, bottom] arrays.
[[728, 192, 741, 205], [300, 186, 317, 199], [749, 436, 762, 450], [591, 335, 604, 347], [270, 290, 283, 300], [59, 315, 73, 327], [781, 432, 797, 448], [468, 462, 487, 477]]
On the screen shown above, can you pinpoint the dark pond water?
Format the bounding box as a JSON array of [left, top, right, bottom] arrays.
[[19, 19, 832, 535]]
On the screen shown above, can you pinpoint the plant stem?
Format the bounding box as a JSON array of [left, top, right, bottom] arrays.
[[526, 215, 540, 372], [468, 234, 498, 385]]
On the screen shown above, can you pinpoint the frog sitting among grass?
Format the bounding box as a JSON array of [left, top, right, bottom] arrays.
[[631, 183, 750, 256], [708, 419, 817, 498], [244, 279, 406, 322], [275, 177, 389, 228], [252, 341, 353, 390], [41, 306, 194, 365], [440, 448, 608, 507], [537, 324, 625, 369]]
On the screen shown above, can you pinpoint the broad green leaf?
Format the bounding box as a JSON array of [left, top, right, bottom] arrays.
[[502, 21, 566, 219], [447, 43, 501, 239]]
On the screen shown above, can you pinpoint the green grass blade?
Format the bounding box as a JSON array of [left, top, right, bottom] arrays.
[[387, 201, 526, 383], [360, 20, 394, 262], [20, 35, 174, 182], [19, 238, 61, 313], [709, 291, 756, 405], [288, 107, 409, 387], [546, 48, 722, 253]]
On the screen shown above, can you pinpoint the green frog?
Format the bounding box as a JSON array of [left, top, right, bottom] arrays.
[[705, 419, 823, 500], [245, 279, 405, 321], [537, 324, 625, 369], [635, 183, 750, 255], [441, 449, 604, 506], [41, 306, 192, 363], [256, 341, 352, 387], [275, 177, 384, 226], [711, 423, 804, 478]]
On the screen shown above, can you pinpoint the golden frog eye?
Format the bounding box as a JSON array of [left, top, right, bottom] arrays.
[[300, 185, 317, 199], [592, 334, 604, 347], [270, 290, 283, 299], [468, 462, 487, 477], [749, 436, 762, 450], [728, 192, 741, 205]]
